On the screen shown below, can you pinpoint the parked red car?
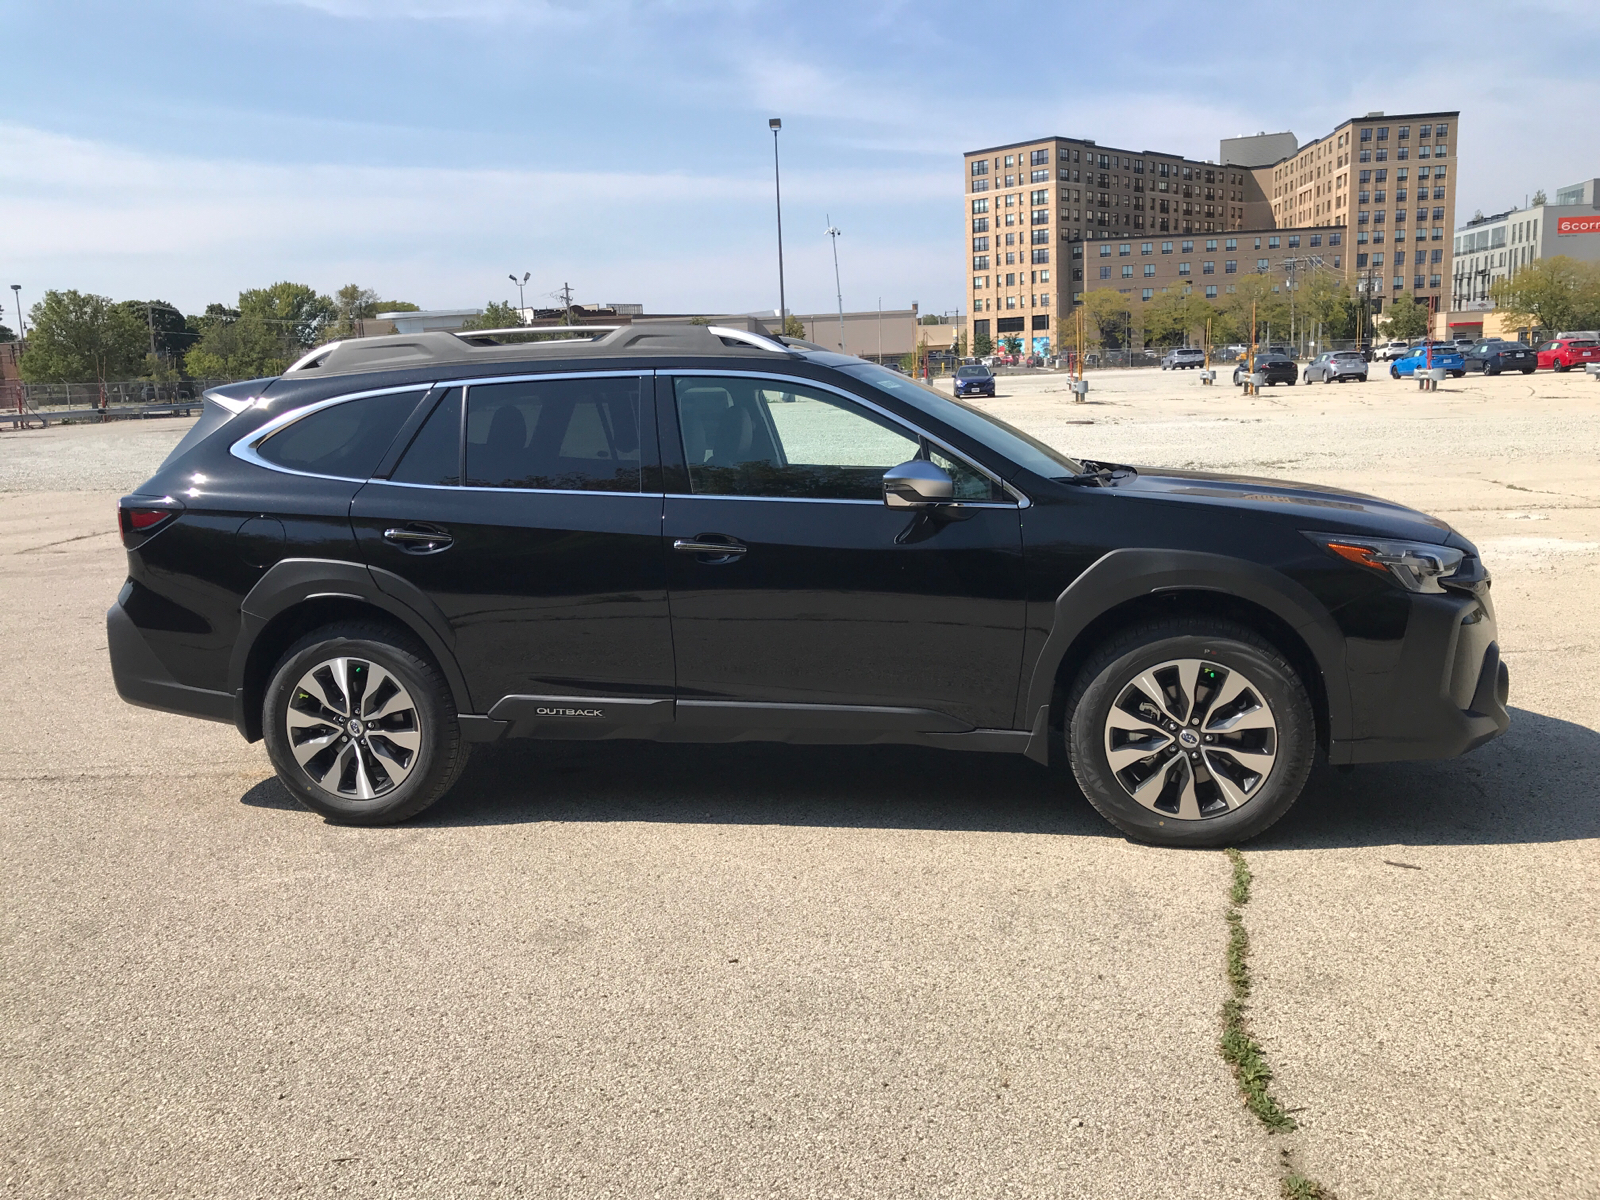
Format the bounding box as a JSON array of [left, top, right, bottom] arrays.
[[1536, 338, 1600, 371]]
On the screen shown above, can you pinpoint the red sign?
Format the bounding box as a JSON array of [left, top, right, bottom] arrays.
[[1557, 215, 1600, 236]]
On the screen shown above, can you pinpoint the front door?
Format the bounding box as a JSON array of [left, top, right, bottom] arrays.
[[659, 372, 1026, 733], [351, 373, 673, 720]]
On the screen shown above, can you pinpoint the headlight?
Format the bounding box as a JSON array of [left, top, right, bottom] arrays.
[[1304, 531, 1465, 593]]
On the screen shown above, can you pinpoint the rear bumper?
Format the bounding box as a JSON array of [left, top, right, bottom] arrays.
[[1328, 589, 1510, 765], [107, 599, 234, 724]]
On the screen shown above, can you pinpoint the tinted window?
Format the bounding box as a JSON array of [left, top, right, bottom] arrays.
[[258, 390, 426, 479], [838, 362, 1083, 480], [465, 376, 642, 491], [955, 366, 990, 378], [675, 376, 921, 500], [390, 388, 461, 486]]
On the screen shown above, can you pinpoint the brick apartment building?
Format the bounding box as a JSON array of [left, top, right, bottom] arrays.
[[965, 110, 1459, 353]]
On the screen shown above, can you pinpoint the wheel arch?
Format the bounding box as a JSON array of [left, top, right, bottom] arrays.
[[1021, 549, 1349, 764], [230, 559, 472, 741]]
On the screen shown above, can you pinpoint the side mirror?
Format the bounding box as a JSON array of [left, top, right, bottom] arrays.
[[883, 459, 954, 508]]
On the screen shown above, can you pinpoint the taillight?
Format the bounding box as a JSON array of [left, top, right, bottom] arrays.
[[118, 497, 183, 545]]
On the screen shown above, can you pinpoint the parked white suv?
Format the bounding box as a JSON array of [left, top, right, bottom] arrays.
[[1376, 341, 1410, 361]]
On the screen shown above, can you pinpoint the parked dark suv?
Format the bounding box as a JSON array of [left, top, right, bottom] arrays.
[[109, 323, 1509, 846]]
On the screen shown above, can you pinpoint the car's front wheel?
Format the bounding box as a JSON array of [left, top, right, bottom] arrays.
[[1064, 618, 1315, 847], [1390, 366, 1401, 379], [262, 622, 470, 825]]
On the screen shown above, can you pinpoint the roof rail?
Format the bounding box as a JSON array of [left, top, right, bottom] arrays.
[[706, 325, 790, 354], [452, 325, 623, 343], [286, 342, 344, 372]]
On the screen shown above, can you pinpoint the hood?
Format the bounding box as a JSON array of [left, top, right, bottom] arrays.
[[1112, 467, 1454, 543]]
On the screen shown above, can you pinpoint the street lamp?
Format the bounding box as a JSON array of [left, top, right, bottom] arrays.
[[9, 285, 22, 339], [508, 272, 530, 321], [770, 118, 786, 335], [825, 217, 845, 353]]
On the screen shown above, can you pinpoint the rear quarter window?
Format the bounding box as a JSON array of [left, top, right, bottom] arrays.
[[256, 390, 428, 479]]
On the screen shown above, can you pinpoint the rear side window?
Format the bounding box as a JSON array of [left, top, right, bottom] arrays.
[[257, 390, 427, 479], [465, 376, 642, 491], [390, 388, 462, 486]]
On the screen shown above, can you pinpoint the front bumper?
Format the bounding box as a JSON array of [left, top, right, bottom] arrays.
[[1328, 587, 1510, 764]]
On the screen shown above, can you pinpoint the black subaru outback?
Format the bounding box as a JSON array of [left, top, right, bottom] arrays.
[[109, 323, 1508, 845]]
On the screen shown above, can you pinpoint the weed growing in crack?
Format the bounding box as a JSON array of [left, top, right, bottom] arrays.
[[1281, 1172, 1335, 1199], [1220, 847, 1295, 1133]]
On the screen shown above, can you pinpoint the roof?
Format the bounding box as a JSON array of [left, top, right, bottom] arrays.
[[283, 323, 798, 379]]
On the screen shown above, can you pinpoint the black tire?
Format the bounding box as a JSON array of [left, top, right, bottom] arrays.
[[1287, 377, 1295, 386], [1064, 618, 1315, 847], [1521, 368, 1535, 375], [1487, 363, 1501, 376], [1390, 366, 1400, 379], [1451, 370, 1464, 378], [1555, 360, 1569, 373], [262, 621, 470, 825]]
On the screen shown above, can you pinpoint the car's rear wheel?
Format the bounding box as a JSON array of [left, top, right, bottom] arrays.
[[1555, 359, 1570, 373], [262, 622, 470, 825], [1521, 368, 1535, 375], [1064, 619, 1315, 846]]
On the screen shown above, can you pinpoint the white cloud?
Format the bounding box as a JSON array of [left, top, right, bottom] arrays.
[[0, 122, 956, 316]]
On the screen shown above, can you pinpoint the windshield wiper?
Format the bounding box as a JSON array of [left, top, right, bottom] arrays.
[[1064, 459, 1138, 486]]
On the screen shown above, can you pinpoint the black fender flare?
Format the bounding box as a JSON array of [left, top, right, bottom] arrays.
[[229, 558, 473, 732], [1019, 548, 1352, 762]]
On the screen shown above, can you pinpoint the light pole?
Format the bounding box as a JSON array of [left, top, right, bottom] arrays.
[[9, 285, 23, 339], [508, 272, 530, 321], [826, 216, 845, 353], [770, 118, 786, 335]]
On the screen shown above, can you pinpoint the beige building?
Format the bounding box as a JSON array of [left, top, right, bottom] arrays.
[[965, 109, 1460, 353]]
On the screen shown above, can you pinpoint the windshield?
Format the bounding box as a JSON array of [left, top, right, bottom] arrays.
[[955, 366, 989, 378], [838, 362, 1084, 479]]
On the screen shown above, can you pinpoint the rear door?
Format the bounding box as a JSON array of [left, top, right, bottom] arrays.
[[658, 371, 1026, 734], [351, 372, 673, 720]]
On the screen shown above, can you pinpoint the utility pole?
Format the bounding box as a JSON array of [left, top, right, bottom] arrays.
[[9, 285, 23, 340], [826, 216, 845, 353], [769, 118, 786, 334], [560, 281, 574, 325]]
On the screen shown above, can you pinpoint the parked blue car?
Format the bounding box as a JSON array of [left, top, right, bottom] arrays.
[[1390, 345, 1465, 379]]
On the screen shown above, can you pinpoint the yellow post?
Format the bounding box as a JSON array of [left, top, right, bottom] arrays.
[[1248, 301, 1258, 396]]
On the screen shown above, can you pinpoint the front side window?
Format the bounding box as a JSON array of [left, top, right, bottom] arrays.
[[465, 376, 642, 492], [257, 389, 427, 480], [672, 376, 996, 502]]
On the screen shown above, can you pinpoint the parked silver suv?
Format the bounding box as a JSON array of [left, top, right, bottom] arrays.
[[1161, 347, 1206, 370], [1303, 350, 1369, 384]]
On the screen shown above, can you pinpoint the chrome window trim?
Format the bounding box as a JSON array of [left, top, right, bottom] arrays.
[[230, 383, 438, 483], [657, 367, 1031, 508], [365, 478, 656, 498]]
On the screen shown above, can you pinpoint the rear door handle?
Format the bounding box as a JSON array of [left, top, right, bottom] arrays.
[[673, 537, 747, 562], [384, 524, 453, 553]]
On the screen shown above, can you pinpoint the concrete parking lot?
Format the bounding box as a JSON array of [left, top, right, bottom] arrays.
[[3, 368, 1596, 1199]]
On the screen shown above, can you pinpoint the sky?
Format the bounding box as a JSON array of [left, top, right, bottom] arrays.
[[2, 0, 1597, 326]]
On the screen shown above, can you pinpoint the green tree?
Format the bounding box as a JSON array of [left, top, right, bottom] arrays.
[[1490, 256, 1600, 333], [458, 301, 524, 331], [0, 321, 14, 342], [1001, 335, 1022, 356], [374, 301, 420, 313], [187, 303, 240, 341], [238, 281, 336, 348], [1220, 276, 1290, 345], [1144, 288, 1213, 347], [1381, 293, 1430, 340], [18, 290, 147, 384], [1080, 289, 1139, 349], [184, 316, 292, 379], [112, 300, 194, 366], [1531, 189, 1547, 207], [329, 284, 381, 338], [782, 314, 806, 338], [973, 330, 994, 356]]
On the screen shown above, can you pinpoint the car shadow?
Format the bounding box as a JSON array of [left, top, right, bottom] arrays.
[[240, 707, 1596, 849]]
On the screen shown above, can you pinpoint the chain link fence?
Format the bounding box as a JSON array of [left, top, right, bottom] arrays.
[[2, 379, 234, 415]]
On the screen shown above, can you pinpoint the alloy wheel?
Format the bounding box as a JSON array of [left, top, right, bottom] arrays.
[[1102, 658, 1278, 820], [285, 657, 422, 799]]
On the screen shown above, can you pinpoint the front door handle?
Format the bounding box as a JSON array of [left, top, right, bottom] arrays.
[[673, 537, 747, 562], [384, 524, 453, 554]]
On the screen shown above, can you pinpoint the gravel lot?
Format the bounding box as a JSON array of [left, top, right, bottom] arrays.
[[2, 368, 1596, 1199]]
